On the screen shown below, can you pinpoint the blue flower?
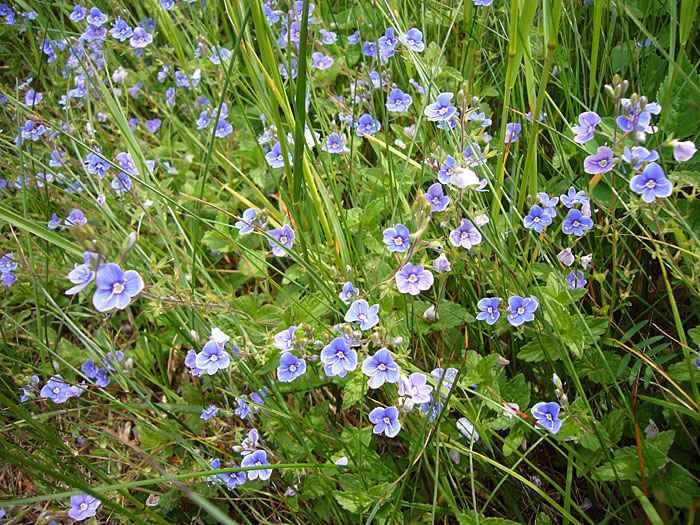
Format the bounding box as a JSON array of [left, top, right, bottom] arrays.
[[629, 162, 673, 203], [68, 494, 100, 521], [92, 263, 144, 312], [395, 263, 434, 295], [584, 146, 617, 174], [196, 110, 211, 129], [537, 192, 559, 217], [130, 27, 153, 48], [473, 0, 494, 5], [562, 209, 594, 236], [398, 373, 433, 405], [311, 52, 333, 70], [437, 155, 460, 184], [95, 369, 110, 388], [65, 252, 96, 295], [355, 113, 380, 136], [209, 46, 231, 64], [361, 348, 400, 389], [506, 296, 539, 326], [668, 139, 697, 162], [195, 340, 230, 375], [277, 353, 306, 382], [566, 270, 587, 290], [504, 122, 522, 143], [560, 187, 590, 208], [86, 153, 110, 178], [86, 7, 108, 25], [268, 225, 295, 256], [369, 406, 401, 437], [378, 27, 397, 57], [431, 367, 458, 397], [215, 119, 233, 138], [321, 132, 346, 154], [200, 405, 219, 420], [0, 254, 18, 273], [424, 92, 457, 122], [265, 142, 290, 168], [424, 182, 450, 212], [476, 297, 500, 325], [320, 337, 357, 377], [234, 208, 260, 235], [382, 223, 411, 252], [531, 401, 563, 434], [235, 395, 253, 419], [274, 325, 297, 352], [621, 146, 659, 170], [70, 5, 86, 22], [433, 253, 451, 273], [449, 219, 482, 249], [348, 30, 360, 45], [339, 282, 359, 304], [345, 299, 379, 330], [362, 41, 377, 57], [241, 450, 272, 481], [572, 111, 600, 143], [110, 18, 133, 41], [523, 205, 552, 233], [111, 172, 132, 193], [401, 28, 424, 52], [185, 350, 205, 377], [40, 376, 71, 404], [420, 394, 443, 422], [319, 28, 337, 44], [386, 88, 413, 113]]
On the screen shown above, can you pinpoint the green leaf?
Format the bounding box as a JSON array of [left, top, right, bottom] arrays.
[[649, 464, 700, 509], [342, 373, 366, 410]]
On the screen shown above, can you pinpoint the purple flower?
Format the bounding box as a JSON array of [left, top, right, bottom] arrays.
[[537, 192, 559, 217], [424, 183, 450, 212], [110, 18, 133, 41], [81, 360, 98, 379], [268, 225, 295, 256], [70, 5, 86, 21], [277, 353, 306, 382], [265, 142, 289, 168], [145, 118, 161, 133], [566, 270, 587, 290], [629, 162, 673, 203], [311, 52, 333, 70], [476, 297, 500, 325], [395, 263, 434, 295], [402, 28, 424, 52], [65, 209, 87, 227], [209, 45, 231, 64], [433, 254, 451, 273], [274, 326, 297, 352], [355, 113, 380, 136], [378, 28, 397, 57], [504, 123, 522, 143], [320, 337, 358, 377], [24, 89, 42, 107], [523, 205, 552, 233], [215, 119, 233, 138], [506, 295, 539, 326], [571, 111, 600, 143], [362, 41, 377, 57], [437, 155, 460, 184], [322, 132, 346, 154], [449, 219, 482, 249], [383, 224, 411, 253], [200, 405, 219, 420], [339, 281, 359, 304], [473, 0, 494, 5], [68, 494, 100, 521], [92, 263, 144, 312], [348, 30, 360, 45], [241, 450, 272, 481], [65, 251, 96, 295], [40, 375, 70, 404], [531, 401, 563, 434], [48, 213, 62, 230], [467, 111, 492, 127], [195, 340, 230, 375], [431, 367, 458, 396], [584, 146, 617, 174], [557, 248, 575, 266], [86, 7, 108, 25], [111, 172, 132, 193], [668, 139, 697, 162], [1, 254, 18, 274], [185, 350, 205, 377], [386, 88, 413, 113], [345, 299, 379, 330], [234, 208, 260, 235], [86, 153, 110, 178], [420, 395, 444, 421], [95, 369, 110, 388], [369, 406, 401, 438], [361, 348, 400, 389], [560, 187, 590, 208], [424, 92, 457, 122], [622, 146, 658, 170], [562, 209, 594, 236], [130, 27, 153, 48], [398, 373, 433, 406]]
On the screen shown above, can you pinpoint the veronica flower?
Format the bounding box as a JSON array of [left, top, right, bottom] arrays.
[[86, 153, 109, 178], [560, 187, 589, 208], [378, 28, 397, 57], [424, 183, 450, 212], [523, 205, 552, 233], [504, 123, 521, 142], [476, 297, 500, 325], [241, 450, 272, 481], [234, 429, 259, 456], [311, 52, 333, 70], [70, 5, 86, 21], [319, 28, 337, 44], [467, 111, 492, 127], [233, 208, 259, 235], [86, 7, 108, 25], [571, 111, 600, 143], [420, 395, 444, 422], [621, 146, 658, 171], [382, 224, 411, 253], [81, 360, 98, 379], [584, 146, 617, 174], [65, 252, 96, 295], [537, 192, 559, 217], [265, 142, 290, 168], [395, 263, 434, 295], [362, 41, 377, 57], [362, 348, 400, 388], [145, 119, 161, 134], [185, 348, 207, 377], [398, 373, 433, 406], [629, 162, 673, 203], [321, 132, 347, 154], [95, 369, 110, 388], [277, 353, 306, 382], [92, 263, 144, 312], [457, 418, 480, 443], [268, 225, 295, 256], [369, 406, 401, 437], [110, 18, 133, 41], [209, 46, 231, 64], [320, 337, 357, 377], [68, 494, 100, 521], [355, 113, 380, 136], [566, 270, 587, 290], [531, 401, 563, 434], [345, 299, 379, 330], [215, 119, 233, 138], [130, 27, 153, 48], [348, 30, 360, 45], [339, 281, 359, 304], [473, 0, 494, 5], [668, 139, 697, 162], [557, 248, 575, 267], [424, 93, 457, 122], [40, 375, 71, 404], [111, 172, 132, 193], [402, 27, 424, 52], [24, 89, 41, 107], [386, 88, 413, 113], [506, 295, 539, 326], [562, 209, 594, 236], [195, 340, 230, 375], [433, 253, 451, 273], [200, 405, 219, 420], [449, 219, 482, 249]]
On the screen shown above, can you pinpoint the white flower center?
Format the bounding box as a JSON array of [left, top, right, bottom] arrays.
[[80, 503, 88, 510], [408, 274, 417, 283], [113, 282, 125, 294], [211, 355, 218, 361], [378, 363, 386, 371], [53, 387, 60, 394], [517, 307, 525, 314], [280, 236, 287, 244], [289, 364, 297, 372], [645, 180, 656, 188], [383, 416, 391, 424]]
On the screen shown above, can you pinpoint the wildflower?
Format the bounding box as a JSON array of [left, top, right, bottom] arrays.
[[382, 224, 411, 253], [622, 146, 658, 170], [110, 18, 133, 41], [473, 0, 494, 5], [420, 395, 444, 422], [195, 340, 230, 375], [345, 299, 379, 330], [395, 263, 434, 295], [433, 253, 451, 273], [235, 395, 253, 419], [369, 406, 401, 437], [503, 402, 520, 419], [531, 401, 563, 434], [571, 111, 600, 143], [65, 252, 96, 295], [457, 418, 480, 443], [265, 142, 290, 168], [581, 253, 593, 270], [467, 111, 492, 127], [65, 209, 87, 227], [386, 88, 413, 113], [1, 271, 17, 287], [355, 113, 380, 136], [583, 146, 617, 174], [234, 429, 259, 456], [95, 369, 110, 387], [348, 30, 360, 45], [319, 28, 337, 44], [424, 183, 450, 212], [362, 41, 377, 57], [21, 120, 45, 142], [130, 27, 153, 48], [449, 219, 482, 249], [311, 52, 333, 70], [424, 93, 457, 122], [562, 209, 594, 236], [557, 248, 575, 267], [196, 110, 211, 129], [629, 162, 673, 203], [241, 450, 272, 481], [86, 153, 110, 178], [476, 297, 500, 325], [398, 373, 433, 406], [320, 337, 358, 377], [339, 282, 359, 304], [145, 118, 161, 133], [24, 89, 42, 107], [40, 376, 70, 404], [0, 254, 18, 274], [668, 139, 697, 162], [200, 405, 219, 420], [362, 348, 400, 389], [377, 27, 398, 57], [277, 352, 306, 382], [68, 494, 100, 521], [566, 270, 587, 290], [86, 7, 107, 25], [70, 5, 86, 22], [537, 192, 559, 217], [215, 119, 233, 138], [268, 225, 295, 256], [523, 205, 552, 233], [506, 296, 539, 326], [431, 367, 458, 396], [504, 123, 521, 142], [401, 27, 424, 52], [322, 132, 347, 154], [234, 208, 260, 235], [560, 187, 590, 208], [437, 155, 460, 184], [209, 46, 231, 64]]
